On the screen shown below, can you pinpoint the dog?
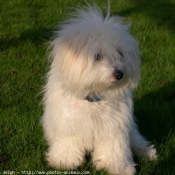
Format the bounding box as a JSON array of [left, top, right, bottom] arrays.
[[41, 2, 157, 175]]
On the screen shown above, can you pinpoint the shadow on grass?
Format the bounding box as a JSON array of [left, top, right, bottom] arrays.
[[134, 81, 175, 175], [0, 27, 52, 52], [118, 0, 175, 35]]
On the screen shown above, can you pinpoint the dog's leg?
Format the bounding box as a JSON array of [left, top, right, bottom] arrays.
[[130, 121, 157, 160], [92, 132, 136, 175], [46, 138, 85, 169]]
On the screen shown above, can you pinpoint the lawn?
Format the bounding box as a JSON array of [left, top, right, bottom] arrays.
[[0, 0, 175, 174]]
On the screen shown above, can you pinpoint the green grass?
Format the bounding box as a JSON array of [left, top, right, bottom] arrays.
[[1, 0, 175, 174]]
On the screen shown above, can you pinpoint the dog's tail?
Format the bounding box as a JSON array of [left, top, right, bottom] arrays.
[[105, 0, 110, 20]]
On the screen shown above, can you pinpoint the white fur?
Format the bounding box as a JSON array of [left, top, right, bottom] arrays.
[[41, 3, 157, 175]]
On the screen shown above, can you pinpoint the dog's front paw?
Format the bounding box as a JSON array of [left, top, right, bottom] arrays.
[[94, 158, 136, 175], [46, 151, 84, 169], [46, 141, 85, 170], [108, 165, 136, 175]]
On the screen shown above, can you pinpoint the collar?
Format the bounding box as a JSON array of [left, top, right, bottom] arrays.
[[85, 96, 101, 102]]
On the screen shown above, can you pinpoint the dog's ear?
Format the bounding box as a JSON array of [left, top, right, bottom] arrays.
[[130, 73, 140, 89], [49, 36, 91, 94], [129, 52, 141, 89], [124, 48, 141, 89], [127, 22, 132, 30], [121, 27, 141, 89]]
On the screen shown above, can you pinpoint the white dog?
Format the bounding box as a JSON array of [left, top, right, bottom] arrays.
[[41, 2, 157, 175]]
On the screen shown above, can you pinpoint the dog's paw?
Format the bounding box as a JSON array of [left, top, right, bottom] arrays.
[[134, 144, 157, 161], [124, 166, 136, 175], [108, 165, 136, 175], [46, 144, 84, 170], [147, 145, 157, 161], [47, 152, 83, 170], [94, 158, 136, 175]]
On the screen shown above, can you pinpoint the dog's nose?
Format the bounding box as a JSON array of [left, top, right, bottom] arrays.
[[114, 70, 124, 80]]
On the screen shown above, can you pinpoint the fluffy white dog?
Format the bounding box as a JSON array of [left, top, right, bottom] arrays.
[[41, 2, 157, 175]]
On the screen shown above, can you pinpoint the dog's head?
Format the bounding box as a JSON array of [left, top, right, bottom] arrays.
[[50, 4, 141, 98]]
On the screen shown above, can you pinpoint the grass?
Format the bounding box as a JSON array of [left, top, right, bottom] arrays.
[[0, 0, 175, 174]]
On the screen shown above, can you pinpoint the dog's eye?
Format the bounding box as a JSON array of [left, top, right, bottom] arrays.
[[94, 52, 103, 61], [118, 50, 123, 58]]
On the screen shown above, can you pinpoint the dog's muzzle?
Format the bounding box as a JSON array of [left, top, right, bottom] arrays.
[[113, 69, 124, 80]]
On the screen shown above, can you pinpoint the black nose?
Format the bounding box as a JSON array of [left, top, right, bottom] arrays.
[[114, 69, 124, 80]]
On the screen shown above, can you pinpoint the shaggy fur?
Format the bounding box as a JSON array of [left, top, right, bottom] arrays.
[[41, 3, 157, 175]]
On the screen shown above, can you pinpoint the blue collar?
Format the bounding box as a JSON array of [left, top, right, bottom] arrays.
[[92, 97, 101, 102], [85, 96, 101, 102]]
